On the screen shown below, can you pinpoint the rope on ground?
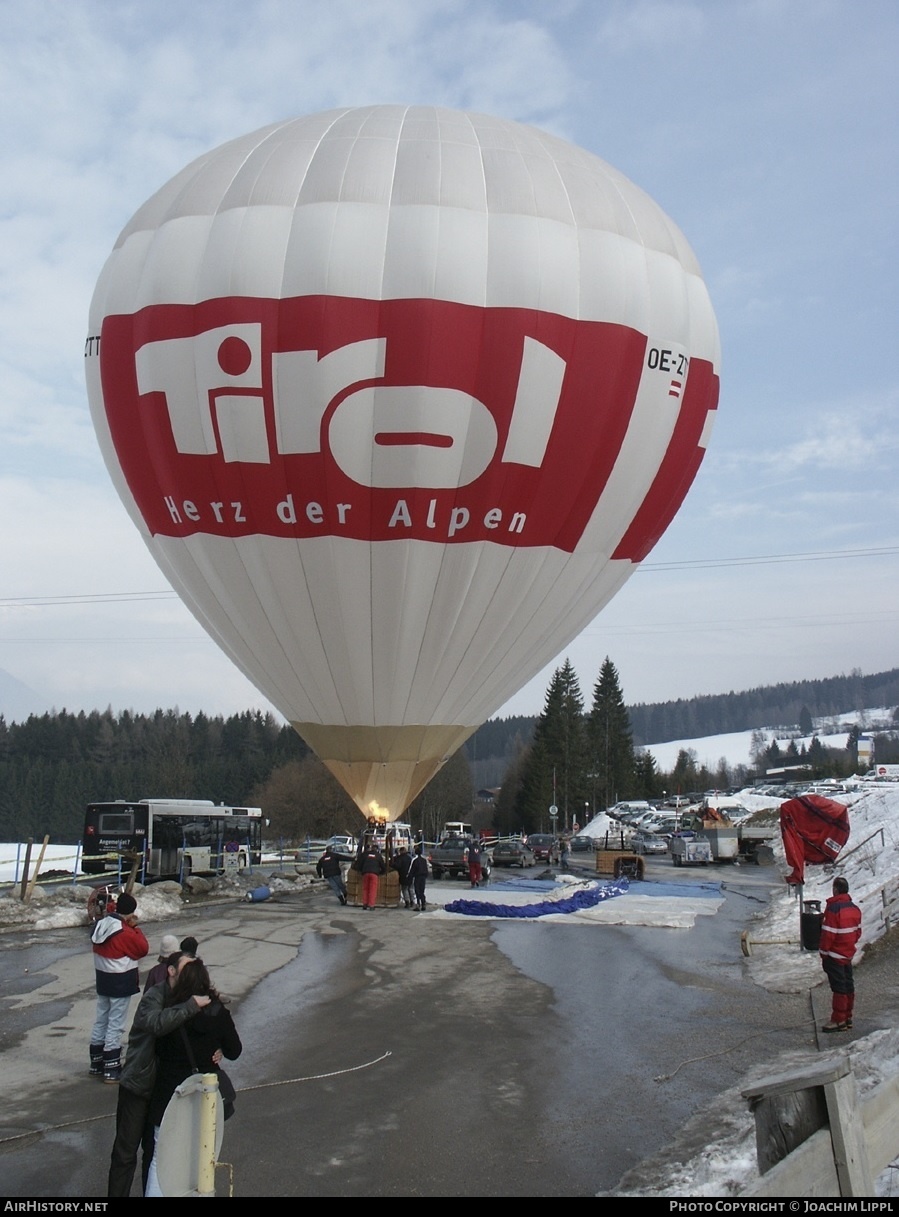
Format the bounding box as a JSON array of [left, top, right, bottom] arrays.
[[237, 1050, 392, 1093], [0, 1050, 393, 1146], [719, 882, 773, 905], [654, 1021, 812, 1083]]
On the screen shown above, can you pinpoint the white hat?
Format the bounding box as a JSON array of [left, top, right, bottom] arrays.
[[158, 934, 180, 958]]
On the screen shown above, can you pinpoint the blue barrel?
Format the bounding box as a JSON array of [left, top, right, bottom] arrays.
[[245, 885, 272, 903]]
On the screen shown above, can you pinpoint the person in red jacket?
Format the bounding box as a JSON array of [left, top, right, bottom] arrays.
[[90, 891, 149, 1081], [819, 876, 862, 1033]]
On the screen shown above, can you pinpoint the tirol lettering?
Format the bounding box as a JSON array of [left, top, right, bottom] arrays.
[[96, 295, 718, 553]]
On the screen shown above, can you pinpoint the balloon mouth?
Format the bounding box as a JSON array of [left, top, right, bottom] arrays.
[[292, 721, 479, 820]]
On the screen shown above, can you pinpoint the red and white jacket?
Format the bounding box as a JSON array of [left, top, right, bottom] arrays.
[[819, 892, 861, 964], [91, 914, 149, 997]]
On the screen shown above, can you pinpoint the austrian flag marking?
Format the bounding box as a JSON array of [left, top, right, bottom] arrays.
[[99, 295, 718, 554]]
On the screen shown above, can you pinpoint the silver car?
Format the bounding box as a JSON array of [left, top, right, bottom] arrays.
[[631, 831, 668, 855]]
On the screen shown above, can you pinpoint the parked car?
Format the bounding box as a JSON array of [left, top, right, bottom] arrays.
[[629, 811, 662, 830], [608, 801, 652, 821], [631, 831, 668, 855], [526, 834, 559, 864], [492, 840, 536, 868], [569, 834, 596, 852]]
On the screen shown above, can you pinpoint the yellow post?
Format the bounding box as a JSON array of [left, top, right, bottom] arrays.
[[197, 1073, 219, 1197]]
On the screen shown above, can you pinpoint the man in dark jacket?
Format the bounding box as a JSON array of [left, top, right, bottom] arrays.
[[819, 876, 862, 1032], [316, 846, 348, 905], [107, 950, 210, 1196], [408, 845, 429, 911], [390, 846, 414, 908]]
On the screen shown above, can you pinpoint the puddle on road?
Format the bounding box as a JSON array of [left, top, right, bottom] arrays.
[[229, 927, 360, 1078]]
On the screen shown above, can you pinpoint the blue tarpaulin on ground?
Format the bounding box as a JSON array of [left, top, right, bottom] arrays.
[[444, 877, 629, 918]]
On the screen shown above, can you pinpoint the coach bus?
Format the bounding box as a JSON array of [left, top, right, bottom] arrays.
[[82, 799, 263, 880]]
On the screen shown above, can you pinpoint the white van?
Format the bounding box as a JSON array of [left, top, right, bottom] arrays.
[[609, 801, 652, 820]]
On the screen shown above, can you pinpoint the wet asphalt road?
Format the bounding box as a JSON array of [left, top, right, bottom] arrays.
[[0, 861, 824, 1197]]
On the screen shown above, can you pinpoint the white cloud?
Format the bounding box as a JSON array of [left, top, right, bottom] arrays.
[[593, 1, 705, 53]]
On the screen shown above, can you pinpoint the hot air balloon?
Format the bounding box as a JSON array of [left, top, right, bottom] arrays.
[[85, 105, 719, 824]]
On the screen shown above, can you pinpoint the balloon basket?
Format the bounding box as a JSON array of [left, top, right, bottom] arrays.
[[346, 869, 400, 907]]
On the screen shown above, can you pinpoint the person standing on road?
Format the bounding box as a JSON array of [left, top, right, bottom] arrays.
[[316, 844, 348, 905], [390, 846, 415, 908], [144, 958, 242, 1196], [359, 837, 386, 909], [409, 845, 429, 911], [819, 876, 862, 1032], [107, 950, 210, 1196], [464, 837, 484, 888], [90, 891, 149, 1083]]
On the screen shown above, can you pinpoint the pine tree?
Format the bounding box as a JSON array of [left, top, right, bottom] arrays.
[[846, 723, 861, 769], [516, 659, 588, 832], [671, 748, 699, 792], [588, 657, 635, 812], [634, 749, 661, 799]]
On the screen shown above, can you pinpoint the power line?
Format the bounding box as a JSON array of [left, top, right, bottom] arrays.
[[0, 592, 177, 607], [638, 545, 899, 572], [0, 543, 894, 610]]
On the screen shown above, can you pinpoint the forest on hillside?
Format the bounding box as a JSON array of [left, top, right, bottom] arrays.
[[2, 666, 897, 843], [627, 668, 899, 746], [0, 707, 475, 845], [466, 666, 899, 776], [0, 709, 306, 842]]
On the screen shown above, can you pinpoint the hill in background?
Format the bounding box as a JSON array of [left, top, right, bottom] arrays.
[[465, 667, 899, 788]]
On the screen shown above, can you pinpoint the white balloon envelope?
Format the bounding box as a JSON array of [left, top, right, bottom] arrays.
[[86, 105, 720, 821]]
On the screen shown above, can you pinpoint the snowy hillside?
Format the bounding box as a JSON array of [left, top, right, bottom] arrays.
[[644, 705, 896, 773]]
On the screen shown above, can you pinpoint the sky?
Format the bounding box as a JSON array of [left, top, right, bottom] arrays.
[[1, 0, 897, 725]]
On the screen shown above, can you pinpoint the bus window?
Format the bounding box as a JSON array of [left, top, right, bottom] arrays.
[[99, 812, 134, 834]]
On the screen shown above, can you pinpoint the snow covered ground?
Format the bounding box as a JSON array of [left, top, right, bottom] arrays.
[[644, 705, 896, 773], [646, 727, 850, 773]]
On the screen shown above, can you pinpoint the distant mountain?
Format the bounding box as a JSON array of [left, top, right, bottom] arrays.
[[0, 668, 50, 723]]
